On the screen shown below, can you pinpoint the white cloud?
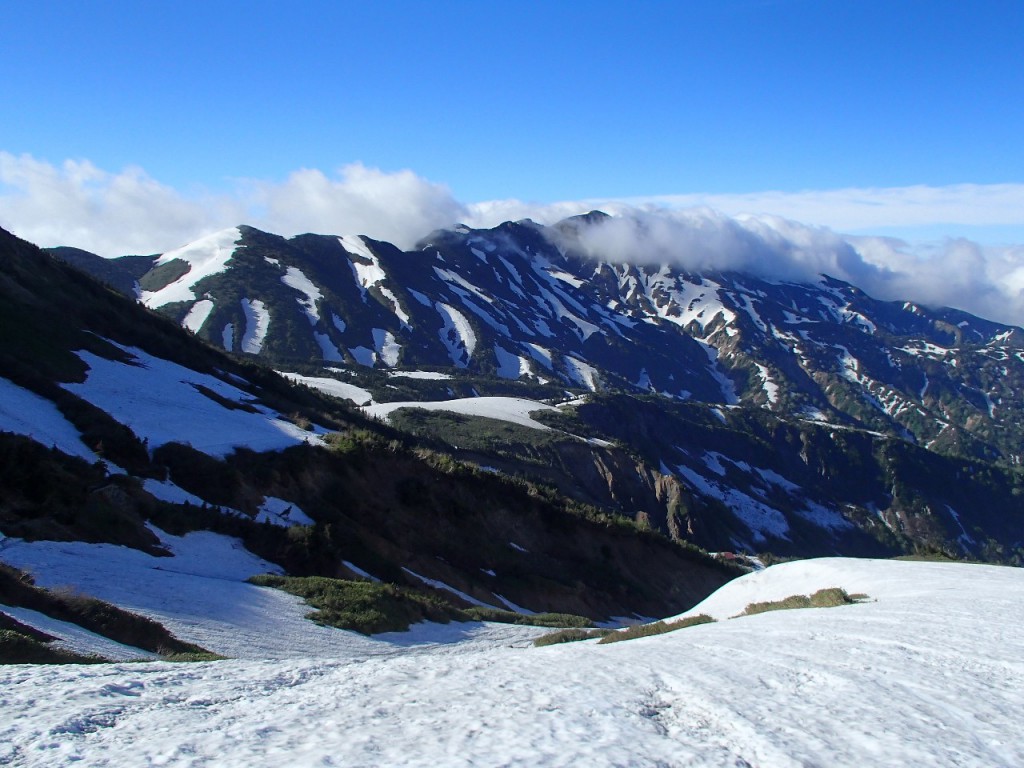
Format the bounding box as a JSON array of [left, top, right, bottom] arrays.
[[0, 152, 242, 256], [612, 184, 1024, 235], [251, 163, 468, 250], [2, 152, 1024, 325], [552, 207, 1024, 326]]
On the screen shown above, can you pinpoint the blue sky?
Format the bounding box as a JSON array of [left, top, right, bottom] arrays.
[[3, 0, 1024, 325], [4, 0, 1022, 201]]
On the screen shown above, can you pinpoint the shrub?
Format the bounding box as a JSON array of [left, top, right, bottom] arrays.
[[598, 614, 716, 644], [463, 607, 593, 628], [533, 628, 613, 647], [248, 574, 461, 634], [159, 651, 227, 663], [0, 629, 107, 665], [0, 564, 213, 658], [248, 574, 596, 634], [741, 587, 865, 616]]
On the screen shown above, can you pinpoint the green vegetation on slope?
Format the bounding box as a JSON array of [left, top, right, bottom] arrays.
[[597, 614, 716, 644], [0, 629, 107, 665], [740, 587, 866, 616], [247, 574, 594, 634]]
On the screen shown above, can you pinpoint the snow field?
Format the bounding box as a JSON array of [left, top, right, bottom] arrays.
[[1, 558, 1022, 766], [0, 527, 543, 662], [276, 371, 373, 404], [62, 342, 327, 457], [0, 377, 99, 463], [0, 605, 159, 662]]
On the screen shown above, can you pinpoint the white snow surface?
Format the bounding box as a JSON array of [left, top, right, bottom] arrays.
[[313, 331, 344, 362], [276, 371, 372, 404], [387, 370, 452, 380], [181, 299, 214, 333], [0, 377, 99, 462], [62, 342, 326, 457], [373, 328, 401, 367], [281, 266, 323, 324], [239, 298, 270, 354], [255, 496, 315, 527], [563, 355, 601, 391], [1, 558, 1022, 767], [435, 301, 477, 367], [0, 604, 158, 661], [364, 397, 557, 430], [140, 228, 242, 308], [494, 344, 531, 379], [401, 567, 498, 609], [141, 477, 209, 507], [348, 345, 376, 367]]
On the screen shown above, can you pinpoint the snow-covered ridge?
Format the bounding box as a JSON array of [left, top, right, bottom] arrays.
[[141, 227, 242, 308]]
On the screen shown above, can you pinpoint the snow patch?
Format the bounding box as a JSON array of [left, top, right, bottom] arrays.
[[401, 568, 497, 609], [181, 299, 214, 333], [0, 377, 99, 463], [240, 298, 270, 354], [276, 371, 372, 405], [387, 370, 452, 381], [313, 332, 343, 362], [348, 346, 376, 367], [141, 227, 241, 308], [63, 342, 326, 457], [281, 266, 323, 325], [563, 356, 600, 391], [435, 302, 476, 368], [494, 345, 531, 380], [256, 497, 315, 527], [364, 397, 557, 430], [753, 363, 779, 405], [523, 343, 553, 370], [372, 328, 401, 367]]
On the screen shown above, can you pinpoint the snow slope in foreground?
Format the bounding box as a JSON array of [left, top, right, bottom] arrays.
[[1, 558, 1022, 766]]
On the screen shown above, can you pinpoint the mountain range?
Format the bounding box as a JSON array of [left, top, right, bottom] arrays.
[[1, 223, 735, 631], [47, 215, 1024, 563]]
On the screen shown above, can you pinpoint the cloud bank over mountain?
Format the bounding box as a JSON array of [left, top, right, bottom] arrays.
[[3, 151, 1024, 326]]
